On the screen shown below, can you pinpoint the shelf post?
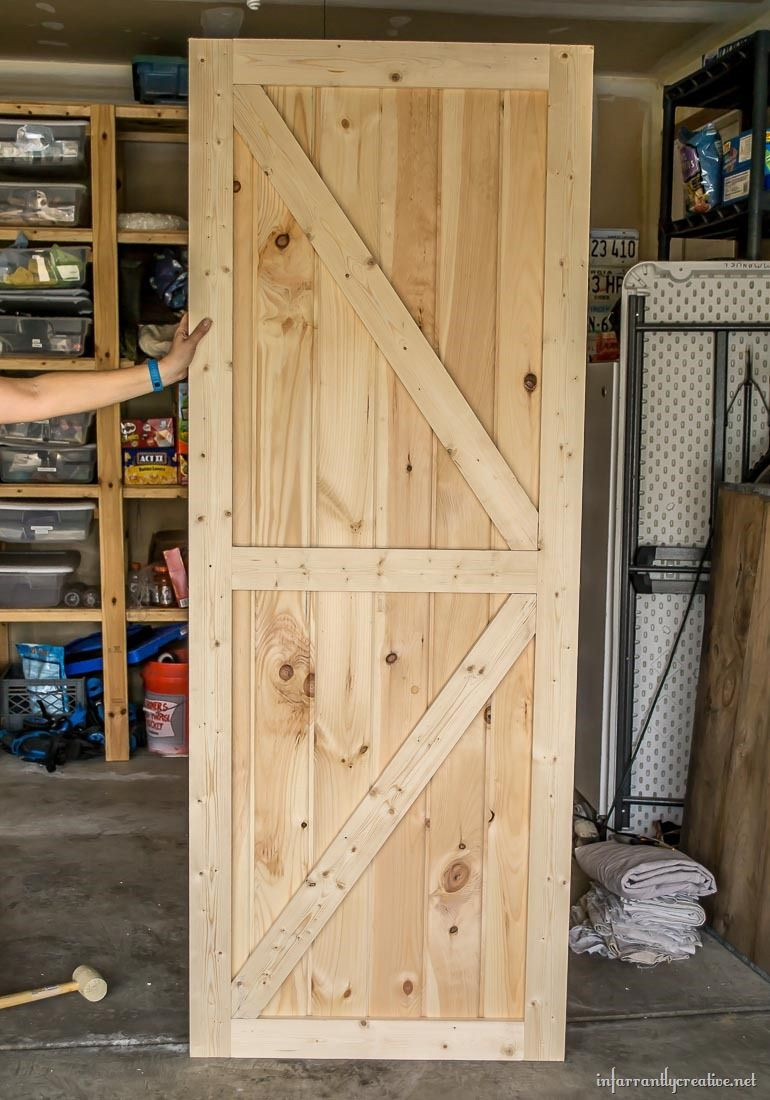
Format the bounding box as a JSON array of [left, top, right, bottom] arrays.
[[92, 102, 130, 761], [658, 91, 675, 260], [747, 34, 769, 260]]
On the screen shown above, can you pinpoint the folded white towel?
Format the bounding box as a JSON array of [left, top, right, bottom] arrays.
[[575, 841, 716, 900], [569, 883, 705, 967]]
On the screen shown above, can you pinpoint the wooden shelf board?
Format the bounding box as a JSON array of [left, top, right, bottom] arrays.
[[127, 607, 188, 622], [118, 130, 188, 144], [0, 608, 102, 622], [115, 104, 188, 121], [0, 102, 91, 118], [0, 484, 100, 498], [123, 486, 189, 499], [117, 229, 188, 245], [0, 227, 93, 242], [0, 357, 97, 372]]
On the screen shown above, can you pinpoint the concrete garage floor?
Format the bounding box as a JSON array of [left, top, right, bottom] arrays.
[[1, 755, 769, 1098]]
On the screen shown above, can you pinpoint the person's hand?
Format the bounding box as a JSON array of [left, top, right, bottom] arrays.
[[159, 313, 212, 385]]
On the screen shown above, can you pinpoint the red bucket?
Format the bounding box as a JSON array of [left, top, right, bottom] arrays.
[[142, 655, 188, 756]]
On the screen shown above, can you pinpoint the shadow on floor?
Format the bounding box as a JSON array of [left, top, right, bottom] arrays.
[[0, 753, 768, 1097]]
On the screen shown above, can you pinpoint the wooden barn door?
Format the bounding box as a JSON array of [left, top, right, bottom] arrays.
[[189, 39, 592, 1062]]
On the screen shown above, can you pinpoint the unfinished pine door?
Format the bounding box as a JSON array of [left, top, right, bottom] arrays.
[[189, 38, 592, 1062]]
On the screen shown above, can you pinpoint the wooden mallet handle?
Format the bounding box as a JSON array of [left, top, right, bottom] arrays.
[[0, 966, 107, 1010]]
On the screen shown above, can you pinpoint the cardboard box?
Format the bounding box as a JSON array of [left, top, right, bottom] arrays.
[[722, 129, 770, 202], [176, 383, 188, 486], [121, 418, 178, 485], [121, 418, 175, 450]]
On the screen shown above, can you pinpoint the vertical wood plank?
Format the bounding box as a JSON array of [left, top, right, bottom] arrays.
[[525, 45, 593, 1061], [312, 87, 380, 1017], [425, 89, 499, 1019], [189, 39, 233, 1058], [251, 86, 315, 1016], [91, 102, 128, 762], [370, 88, 438, 1018], [482, 90, 547, 1019], [683, 487, 770, 973], [231, 131, 256, 979]]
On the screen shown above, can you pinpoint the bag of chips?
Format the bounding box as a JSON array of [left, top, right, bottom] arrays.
[[678, 124, 723, 214]]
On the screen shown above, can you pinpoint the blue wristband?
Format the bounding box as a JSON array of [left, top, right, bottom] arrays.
[[147, 358, 164, 392]]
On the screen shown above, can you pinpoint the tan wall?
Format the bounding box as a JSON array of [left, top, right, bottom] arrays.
[[592, 77, 660, 259]]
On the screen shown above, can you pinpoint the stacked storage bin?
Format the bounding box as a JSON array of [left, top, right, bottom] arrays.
[[0, 116, 96, 608]]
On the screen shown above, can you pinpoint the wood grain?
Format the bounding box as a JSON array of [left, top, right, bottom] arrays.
[[255, 88, 316, 1018], [188, 39, 234, 1059], [370, 87, 438, 1018], [524, 45, 593, 1062], [232, 595, 537, 1018], [482, 89, 547, 1019], [230, 1017, 525, 1060], [232, 40, 549, 90], [231, 548, 538, 593], [311, 87, 380, 1018], [232, 85, 537, 550], [425, 89, 499, 1020], [91, 102, 128, 762], [683, 486, 770, 973]]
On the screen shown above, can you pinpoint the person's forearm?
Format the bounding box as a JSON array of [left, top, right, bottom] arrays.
[[3, 359, 179, 423]]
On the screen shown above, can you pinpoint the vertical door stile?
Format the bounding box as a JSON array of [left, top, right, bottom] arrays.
[[189, 38, 234, 1059]]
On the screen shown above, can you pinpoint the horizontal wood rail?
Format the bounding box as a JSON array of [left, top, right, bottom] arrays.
[[231, 547, 539, 593]]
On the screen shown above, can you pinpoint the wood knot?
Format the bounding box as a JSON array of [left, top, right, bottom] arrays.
[[524, 372, 538, 392], [449, 925, 459, 935], [390, 71, 402, 82], [303, 673, 315, 698], [484, 705, 492, 725], [385, 651, 398, 665], [402, 979, 414, 996], [275, 232, 290, 250], [278, 663, 294, 681], [443, 860, 470, 893], [233, 179, 241, 193], [341, 117, 350, 129], [343, 987, 352, 998]]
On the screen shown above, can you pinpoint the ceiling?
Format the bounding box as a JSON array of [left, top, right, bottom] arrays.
[[4, 0, 767, 74]]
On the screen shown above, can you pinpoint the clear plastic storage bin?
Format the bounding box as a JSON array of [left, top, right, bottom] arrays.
[[0, 500, 96, 542], [0, 246, 88, 288], [0, 550, 79, 608], [0, 316, 91, 357], [0, 289, 92, 317], [0, 411, 94, 445], [0, 120, 87, 174], [0, 442, 96, 484], [0, 182, 89, 226]]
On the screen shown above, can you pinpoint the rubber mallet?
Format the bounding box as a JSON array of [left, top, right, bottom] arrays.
[[0, 966, 108, 1010]]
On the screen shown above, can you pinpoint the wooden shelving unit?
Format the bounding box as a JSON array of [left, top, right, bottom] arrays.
[[127, 608, 188, 623], [0, 98, 189, 761]]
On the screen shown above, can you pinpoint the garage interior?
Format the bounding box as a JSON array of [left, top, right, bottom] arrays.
[[0, 1, 769, 1097]]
